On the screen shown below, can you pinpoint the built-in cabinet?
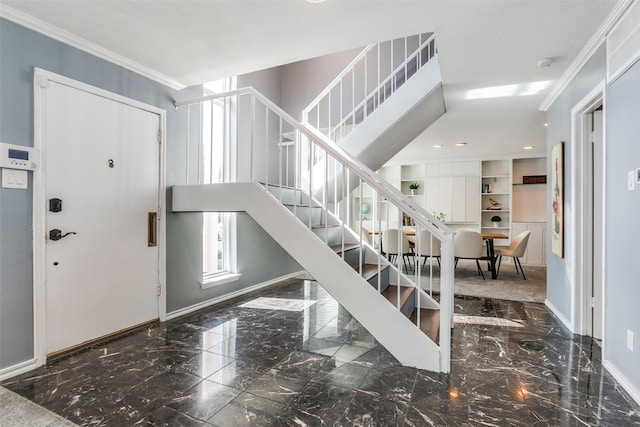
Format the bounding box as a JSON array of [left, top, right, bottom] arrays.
[[481, 159, 511, 236], [512, 222, 546, 266]]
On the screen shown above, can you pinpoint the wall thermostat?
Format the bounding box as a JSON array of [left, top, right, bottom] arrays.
[[0, 142, 38, 170]]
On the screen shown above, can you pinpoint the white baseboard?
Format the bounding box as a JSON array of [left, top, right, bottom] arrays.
[[0, 358, 40, 382], [166, 270, 306, 320], [545, 298, 574, 333], [604, 360, 640, 406]]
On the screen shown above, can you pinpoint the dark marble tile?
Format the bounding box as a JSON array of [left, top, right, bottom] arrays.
[[174, 350, 235, 379], [273, 350, 330, 379], [139, 405, 213, 426], [164, 379, 240, 422], [339, 390, 410, 426], [4, 278, 640, 426], [207, 391, 284, 426], [244, 369, 308, 404]]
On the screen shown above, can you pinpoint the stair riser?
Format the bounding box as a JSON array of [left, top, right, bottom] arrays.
[[266, 186, 304, 205], [342, 246, 363, 269], [286, 206, 323, 227], [368, 267, 390, 292], [400, 290, 416, 318], [312, 227, 343, 246]]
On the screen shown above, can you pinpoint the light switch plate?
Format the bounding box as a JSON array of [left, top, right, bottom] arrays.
[[629, 171, 636, 191], [628, 330, 635, 351], [2, 168, 28, 189]]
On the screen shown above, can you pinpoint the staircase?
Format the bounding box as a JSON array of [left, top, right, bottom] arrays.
[[303, 33, 445, 171], [173, 87, 455, 372]]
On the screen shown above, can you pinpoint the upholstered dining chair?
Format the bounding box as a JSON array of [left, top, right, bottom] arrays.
[[415, 229, 442, 267], [381, 229, 413, 271], [454, 229, 487, 279], [496, 230, 531, 279], [361, 226, 373, 245]]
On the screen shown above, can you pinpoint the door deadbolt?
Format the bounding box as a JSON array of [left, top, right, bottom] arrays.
[[49, 198, 62, 212], [49, 229, 77, 241]]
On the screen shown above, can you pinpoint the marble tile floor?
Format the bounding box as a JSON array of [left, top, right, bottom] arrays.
[[3, 278, 640, 426]]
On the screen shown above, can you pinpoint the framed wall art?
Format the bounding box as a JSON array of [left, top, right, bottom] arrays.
[[551, 141, 564, 258]]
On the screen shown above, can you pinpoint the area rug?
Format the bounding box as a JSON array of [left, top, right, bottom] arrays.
[[416, 261, 546, 303], [0, 386, 77, 426]]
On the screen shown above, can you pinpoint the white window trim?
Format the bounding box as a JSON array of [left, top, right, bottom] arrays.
[[200, 271, 241, 289]]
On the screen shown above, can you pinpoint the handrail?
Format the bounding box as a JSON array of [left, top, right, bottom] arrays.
[[176, 87, 452, 239], [174, 86, 454, 372], [303, 33, 437, 142]]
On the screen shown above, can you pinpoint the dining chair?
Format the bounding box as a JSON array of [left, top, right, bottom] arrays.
[[361, 226, 373, 245], [415, 229, 441, 267], [496, 230, 531, 279], [381, 229, 413, 271], [454, 229, 487, 279]]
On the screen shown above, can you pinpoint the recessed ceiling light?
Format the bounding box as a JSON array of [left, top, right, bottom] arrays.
[[523, 146, 535, 150], [455, 142, 467, 147], [433, 144, 444, 148], [538, 58, 553, 68], [543, 123, 548, 127], [306, 0, 326, 3]]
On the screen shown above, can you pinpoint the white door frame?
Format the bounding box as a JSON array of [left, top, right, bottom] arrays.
[[569, 80, 606, 342], [32, 68, 167, 367]]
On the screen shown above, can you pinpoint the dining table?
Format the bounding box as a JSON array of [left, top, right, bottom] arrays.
[[402, 226, 508, 280], [481, 232, 509, 279]]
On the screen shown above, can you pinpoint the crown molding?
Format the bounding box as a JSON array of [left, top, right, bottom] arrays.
[[539, 0, 635, 111], [0, 5, 186, 90]]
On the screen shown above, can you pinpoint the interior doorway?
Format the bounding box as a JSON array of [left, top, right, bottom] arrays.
[[34, 69, 166, 360], [570, 82, 605, 342]]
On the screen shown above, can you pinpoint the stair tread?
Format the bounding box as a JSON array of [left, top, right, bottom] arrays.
[[381, 285, 414, 309], [359, 263, 389, 281], [410, 308, 440, 344], [330, 243, 361, 253]]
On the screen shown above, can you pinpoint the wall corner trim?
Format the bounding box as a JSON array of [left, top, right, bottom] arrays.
[[0, 358, 39, 382], [544, 298, 574, 333], [539, 0, 634, 111], [0, 5, 186, 91], [603, 360, 640, 406]]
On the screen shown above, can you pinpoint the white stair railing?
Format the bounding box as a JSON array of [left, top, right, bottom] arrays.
[[303, 33, 437, 143], [175, 87, 454, 372]]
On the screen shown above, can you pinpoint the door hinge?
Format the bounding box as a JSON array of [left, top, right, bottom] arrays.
[[157, 284, 162, 296], [157, 130, 162, 144], [157, 208, 161, 220]]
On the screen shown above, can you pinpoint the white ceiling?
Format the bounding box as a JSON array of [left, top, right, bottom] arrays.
[[1, 0, 618, 162]]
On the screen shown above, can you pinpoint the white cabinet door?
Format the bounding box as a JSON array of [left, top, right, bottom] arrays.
[[465, 176, 481, 222], [425, 177, 439, 214], [512, 222, 546, 266], [438, 177, 452, 219], [451, 177, 466, 222]]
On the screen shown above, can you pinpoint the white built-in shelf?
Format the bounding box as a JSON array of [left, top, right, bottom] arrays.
[[481, 192, 510, 195], [481, 226, 510, 230], [482, 209, 510, 213], [482, 175, 510, 179], [513, 183, 546, 186]]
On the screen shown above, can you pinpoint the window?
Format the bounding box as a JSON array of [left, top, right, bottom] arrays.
[[201, 78, 239, 287]]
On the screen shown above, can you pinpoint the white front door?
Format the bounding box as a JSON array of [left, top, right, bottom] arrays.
[[43, 80, 161, 355]]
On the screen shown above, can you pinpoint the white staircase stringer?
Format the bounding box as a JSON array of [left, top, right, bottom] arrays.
[[172, 182, 441, 371]]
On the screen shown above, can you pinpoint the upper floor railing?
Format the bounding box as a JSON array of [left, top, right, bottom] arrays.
[[303, 33, 437, 143], [175, 87, 454, 372]]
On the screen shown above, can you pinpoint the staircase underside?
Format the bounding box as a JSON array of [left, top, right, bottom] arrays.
[[339, 56, 446, 171], [172, 182, 442, 372]]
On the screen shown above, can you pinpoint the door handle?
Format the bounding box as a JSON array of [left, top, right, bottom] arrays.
[[49, 229, 77, 241], [148, 212, 157, 247]]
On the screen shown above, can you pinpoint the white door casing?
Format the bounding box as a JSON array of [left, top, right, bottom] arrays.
[[33, 69, 167, 360]]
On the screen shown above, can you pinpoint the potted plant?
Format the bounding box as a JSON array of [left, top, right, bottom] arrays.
[[491, 215, 502, 227], [409, 182, 420, 195]]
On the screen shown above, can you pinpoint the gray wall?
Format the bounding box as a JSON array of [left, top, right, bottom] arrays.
[[280, 48, 362, 120], [545, 45, 606, 319], [0, 18, 301, 370], [604, 58, 640, 390]]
